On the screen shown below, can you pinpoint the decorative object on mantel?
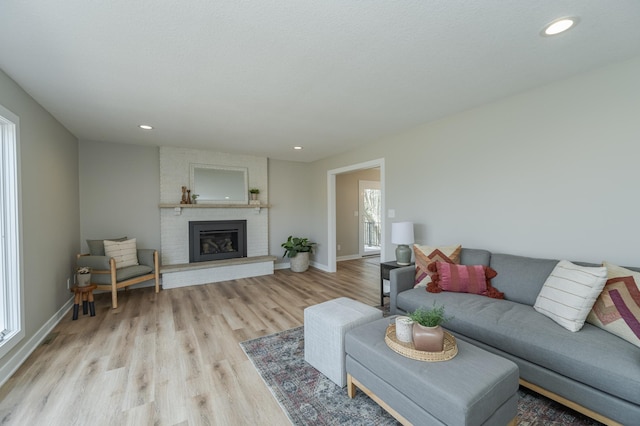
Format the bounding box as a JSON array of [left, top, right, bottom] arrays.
[[249, 188, 260, 200], [76, 266, 91, 287], [180, 186, 191, 204], [191, 193, 199, 204], [281, 236, 316, 272], [395, 316, 414, 343], [391, 221, 414, 265], [385, 323, 458, 362], [408, 303, 453, 352]]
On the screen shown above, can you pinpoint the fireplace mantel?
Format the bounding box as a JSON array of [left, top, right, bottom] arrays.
[[159, 203, 270, 208]]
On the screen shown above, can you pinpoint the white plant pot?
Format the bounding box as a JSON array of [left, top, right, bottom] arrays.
[[395, 316, 414, 343], [289, 252, 310, 273], [77, 273, 91, 287]]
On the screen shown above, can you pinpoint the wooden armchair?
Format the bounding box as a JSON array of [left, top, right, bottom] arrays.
[[77, 242, 160, 309]]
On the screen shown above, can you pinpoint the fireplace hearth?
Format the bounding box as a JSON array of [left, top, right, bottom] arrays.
[[189, 220, 247, 263]]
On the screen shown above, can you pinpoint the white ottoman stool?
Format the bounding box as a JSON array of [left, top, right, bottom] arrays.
[[304, 297, 383, 387]]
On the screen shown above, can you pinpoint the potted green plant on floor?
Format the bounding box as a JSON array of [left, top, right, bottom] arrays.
[[281, 236, 316, 272], [408, 303, 452, 352]]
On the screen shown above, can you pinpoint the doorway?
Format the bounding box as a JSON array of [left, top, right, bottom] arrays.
[[359, 180, 381, 256], [327, 158, 385, 273]]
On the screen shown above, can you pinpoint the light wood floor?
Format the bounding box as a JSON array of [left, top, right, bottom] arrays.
[[0, 258, 382, 426]]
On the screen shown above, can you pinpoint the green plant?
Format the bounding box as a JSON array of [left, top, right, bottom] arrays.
[[249, 188, 260, 194], [281, 236, 315, 258], [191, 193, 199, 200], [408, 303, 453, 327]]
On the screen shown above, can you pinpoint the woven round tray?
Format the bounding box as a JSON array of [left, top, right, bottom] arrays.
[[385, 324, 458, 362]]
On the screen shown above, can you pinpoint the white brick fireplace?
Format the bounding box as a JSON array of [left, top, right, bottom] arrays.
[[159, 147, 274, 288]]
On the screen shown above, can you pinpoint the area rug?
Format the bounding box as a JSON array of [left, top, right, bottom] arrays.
[[240, 327, 602, 426]]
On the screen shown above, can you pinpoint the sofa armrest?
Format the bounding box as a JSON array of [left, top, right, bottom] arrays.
[[389, 266, 415, 315], [137, 249, 158, 270], [77, 254, 111, 271]]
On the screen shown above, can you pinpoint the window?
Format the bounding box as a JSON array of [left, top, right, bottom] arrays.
[[0, 104, 24, 359]]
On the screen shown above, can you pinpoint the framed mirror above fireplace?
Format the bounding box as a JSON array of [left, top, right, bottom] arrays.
[[190, 164, 248, 204]]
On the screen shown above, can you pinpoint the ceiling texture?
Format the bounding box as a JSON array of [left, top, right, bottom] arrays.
[[1, 1, 640, 162]]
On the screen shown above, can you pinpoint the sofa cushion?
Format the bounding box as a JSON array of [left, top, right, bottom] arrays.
[[395, 289, 640, 405], [586, 262, 640, 347], [459, 248, 491, 267], [104, 238, 139, 269], [489, 254, 558, 306], [413, 244, 461, 288], [534, 260, 607, 332]]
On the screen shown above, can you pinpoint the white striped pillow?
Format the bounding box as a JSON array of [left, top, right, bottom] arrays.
[[534, 260, 607, 332], [104, 238, 139, 269]]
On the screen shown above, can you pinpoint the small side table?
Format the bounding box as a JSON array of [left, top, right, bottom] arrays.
[[380, 261, 414, 306], [71, 284, 97, 320]]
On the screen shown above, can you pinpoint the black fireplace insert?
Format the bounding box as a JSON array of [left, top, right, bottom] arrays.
[[189, 220, 247, 263]]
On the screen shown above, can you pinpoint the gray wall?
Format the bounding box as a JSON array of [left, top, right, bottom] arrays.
[[309, 56, 640, 267], [74, 56, 640, 273], [76, 146, 310, 269], [268, 158, 315, 265], [79, 140, 160, 254], [0, 69, 79, 364]]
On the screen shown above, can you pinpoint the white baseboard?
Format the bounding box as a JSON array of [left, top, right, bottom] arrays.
[[310, 260, 330, 272], [274, 261, 331, 272], [337, 254, 362, 262], [0, 297, 74, 388]]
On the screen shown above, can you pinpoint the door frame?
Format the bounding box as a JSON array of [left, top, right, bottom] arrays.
[[327, 158, 385, 273]]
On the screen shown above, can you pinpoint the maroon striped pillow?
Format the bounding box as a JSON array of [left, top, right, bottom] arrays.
[[428, 262, 504, 299]]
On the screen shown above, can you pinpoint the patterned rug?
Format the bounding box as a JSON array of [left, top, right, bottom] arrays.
[[240, 327, 602, 426]]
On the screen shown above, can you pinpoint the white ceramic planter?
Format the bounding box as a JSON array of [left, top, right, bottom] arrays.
[[77, 273, 91, 287], [395, 316, 414, 343], [290, 252, 310, 272]]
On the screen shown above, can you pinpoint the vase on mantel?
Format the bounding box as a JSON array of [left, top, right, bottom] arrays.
[[412, 323, 444, 352]]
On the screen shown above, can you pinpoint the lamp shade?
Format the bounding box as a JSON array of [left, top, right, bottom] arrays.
[[391, 222, 414, 245]]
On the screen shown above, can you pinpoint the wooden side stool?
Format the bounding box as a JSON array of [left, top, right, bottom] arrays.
[[71, 284, 97, 320]]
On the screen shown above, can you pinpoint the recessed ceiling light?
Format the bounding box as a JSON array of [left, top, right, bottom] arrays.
[[293, 146, 303, 150], [541, 17, 579, 36], [139, 124, 153, 130]]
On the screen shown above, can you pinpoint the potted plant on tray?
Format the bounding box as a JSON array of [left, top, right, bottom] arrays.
[[408, 303, 452, 352], [281, 236, 315, 272]]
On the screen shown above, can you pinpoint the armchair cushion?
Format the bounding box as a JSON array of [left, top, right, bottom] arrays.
[[77, 255, 111, 271], [137, 249, 157, 269], [87, 236, 128, 256], [91, 265, 153, 285]]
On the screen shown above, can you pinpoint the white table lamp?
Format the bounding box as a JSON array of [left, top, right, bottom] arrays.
[[391, 222, 414, 265]]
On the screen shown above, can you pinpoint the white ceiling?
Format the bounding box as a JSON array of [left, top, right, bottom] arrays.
[[1, 1, 640, 162]]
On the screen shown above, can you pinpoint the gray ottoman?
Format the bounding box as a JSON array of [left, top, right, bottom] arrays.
[[345, 318, 519, 426], [304, 297, 383, 387]]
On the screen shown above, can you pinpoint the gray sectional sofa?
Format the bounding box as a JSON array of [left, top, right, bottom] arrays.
[[389, 248, 640, 425]]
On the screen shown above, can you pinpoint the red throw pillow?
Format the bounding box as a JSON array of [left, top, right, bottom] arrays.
[[413, 245, 461, 288], [427, 262, 504, 299]]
